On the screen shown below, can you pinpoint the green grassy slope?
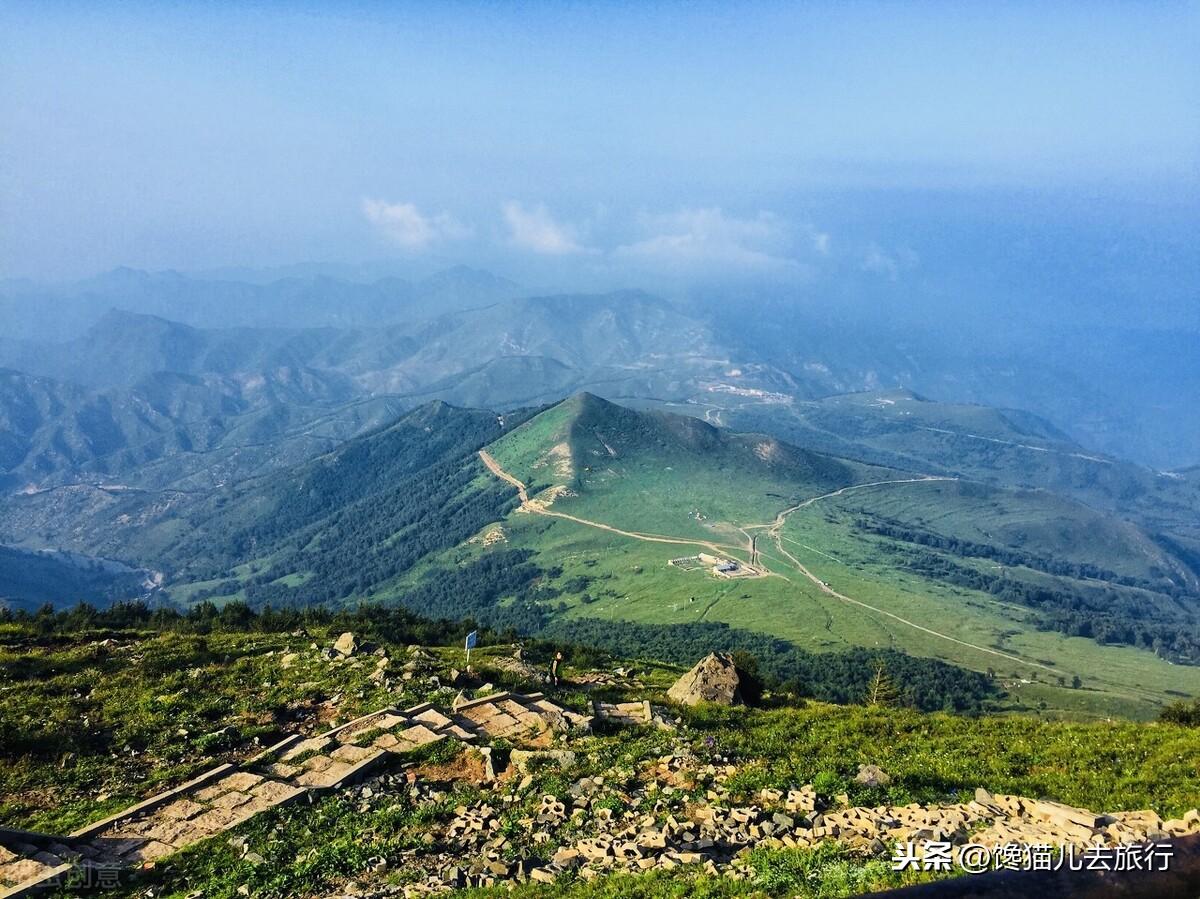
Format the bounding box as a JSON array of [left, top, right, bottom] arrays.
[[711, 388, 1200, 556], [463, 395, 1200, 719], [153, 401, 536, 604], [19, 391, 1195, 719], [488, 392, 882, 546]]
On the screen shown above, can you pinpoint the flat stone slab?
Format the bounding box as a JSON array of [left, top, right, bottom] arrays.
[[280, 737, 334, 762], [330, 744, 376, 764], [137, 818, 208, 848], [188, 807, 245, 833], [121, 840, 175, 864], [0, 858, 56, 888], [192, 783, 228, 803], [249, 780, 305, 808], [394, 724, 441, 748], [209, 790, 252, 811], [368, 713, 408, 732], [260, 762, 301, 779], [500, 699, 533, 718], [218, 772, 265, 793], [294, 761, 357, 788], [413, 708, 454, 729], [301, 754, 336, 773], [158, 799, 207, 821], [464, 709, 520, 732]]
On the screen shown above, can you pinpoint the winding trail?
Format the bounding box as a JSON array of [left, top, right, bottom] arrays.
[[768, 533, 1059, 674], [757, 475, 1060, 673], [918, 426, 1113, 465], [744, 476, 959, 533], [480, 451, 1058, 674], [478, 450, 742, 558]]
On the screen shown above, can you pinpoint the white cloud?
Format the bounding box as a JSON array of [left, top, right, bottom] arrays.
[[362, 199, 470, 250], [808, 227, 832, 256], [862, 245, 899, 280], [862, 244, 918, 280], [502, 201, 588, 255], [614, 207, 799, 271]]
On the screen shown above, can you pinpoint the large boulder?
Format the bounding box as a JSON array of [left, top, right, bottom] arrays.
[[333, 632, 358, 657], [667, 652, 754, 706]]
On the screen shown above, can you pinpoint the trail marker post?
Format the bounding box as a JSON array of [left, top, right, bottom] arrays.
[[465, 630, 477, 668]]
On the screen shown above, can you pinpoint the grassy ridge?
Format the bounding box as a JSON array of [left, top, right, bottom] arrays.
[[452, 396, 1200, 719]]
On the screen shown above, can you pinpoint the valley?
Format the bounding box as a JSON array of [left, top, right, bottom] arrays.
[[387, 395, 1199, 720], [5, 381, 1199, 722], [2, 275, 1200, 728]]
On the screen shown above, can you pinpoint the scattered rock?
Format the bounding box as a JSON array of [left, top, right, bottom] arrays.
[[854, 764, 891, 788], [333, 632, 358, 657]]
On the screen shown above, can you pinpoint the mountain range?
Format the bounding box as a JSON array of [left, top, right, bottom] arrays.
[[9, 389, 1196, 718], [3, 268, 1200, 719], [0, 265, 522, 339], [5, 266, 1200, 468]]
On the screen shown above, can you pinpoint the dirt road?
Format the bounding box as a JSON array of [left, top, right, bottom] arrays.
[[478, 450, 744, 558], [481, 450, 1057, 674], [768, 532, 1059, 673], [745, 476, 958, 534], [757, 476, 1060, 674]]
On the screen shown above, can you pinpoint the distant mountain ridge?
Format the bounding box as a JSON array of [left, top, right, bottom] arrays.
[[4, 295, 1200, 573], [0, 265, 522, 340], [5, 263, 1198, 467], [699, 387, 1200, 551], [0, 287, 776, 492], [0, 367, 404, 492], [0, 290, 798, 465]]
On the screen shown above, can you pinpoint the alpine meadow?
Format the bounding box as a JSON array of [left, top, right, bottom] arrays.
[[2, 4, 1199, 898]]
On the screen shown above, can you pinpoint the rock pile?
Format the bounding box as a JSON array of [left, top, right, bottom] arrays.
[[592, 699, 676, 729], [322, 752, 1200, 897]]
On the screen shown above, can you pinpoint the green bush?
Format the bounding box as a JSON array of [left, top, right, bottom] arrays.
[[1159, 698, 1200, 726]]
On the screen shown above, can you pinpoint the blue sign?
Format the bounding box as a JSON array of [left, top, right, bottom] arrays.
[[465, 630, 478, 650]]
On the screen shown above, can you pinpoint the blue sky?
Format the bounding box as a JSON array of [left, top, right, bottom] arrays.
[[1, 1, 1196, 283]]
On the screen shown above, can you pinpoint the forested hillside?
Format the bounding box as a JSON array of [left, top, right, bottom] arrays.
[[0, 545, 149, 611]]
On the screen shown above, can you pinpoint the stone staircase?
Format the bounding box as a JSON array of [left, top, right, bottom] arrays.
[[0, 691, 589, 897]]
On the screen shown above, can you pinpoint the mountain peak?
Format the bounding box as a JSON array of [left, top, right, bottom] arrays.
[[553, 390, 630, 422], [82, 267, 188, 292], [88, 308, 188, 335]]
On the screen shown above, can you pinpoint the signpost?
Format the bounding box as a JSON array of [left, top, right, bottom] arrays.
[[464, 630, 478, 668]]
